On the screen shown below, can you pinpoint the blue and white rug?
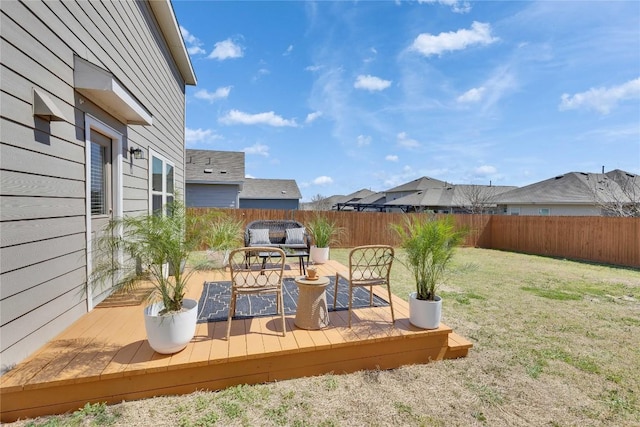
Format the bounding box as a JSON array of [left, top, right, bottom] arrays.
[[196, 276, 389, 323]]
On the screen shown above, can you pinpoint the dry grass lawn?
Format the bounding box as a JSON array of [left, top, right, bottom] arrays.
[[8, 248, 640, 427]]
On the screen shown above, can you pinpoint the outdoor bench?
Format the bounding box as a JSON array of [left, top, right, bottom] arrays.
[[244, 219, 310, 252], [244, 220, 311, 274]]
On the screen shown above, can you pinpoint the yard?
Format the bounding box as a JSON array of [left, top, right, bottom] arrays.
[[8, 248, 640, 427]]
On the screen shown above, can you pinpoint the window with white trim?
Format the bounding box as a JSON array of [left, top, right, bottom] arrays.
[[539, 208, 550, 216], [510, 207, 520, 216], [149, 151, 174, 215]]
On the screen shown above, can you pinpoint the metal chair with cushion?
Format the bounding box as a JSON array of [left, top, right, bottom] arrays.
[[334, 245, 395, 327], [226, 247, 287, 339]]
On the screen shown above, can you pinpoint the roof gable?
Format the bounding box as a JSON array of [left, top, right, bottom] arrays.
[[185, 149, 244, 183]]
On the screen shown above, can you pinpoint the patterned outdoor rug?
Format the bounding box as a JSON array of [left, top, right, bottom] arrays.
[[196, 276, 389, 323]]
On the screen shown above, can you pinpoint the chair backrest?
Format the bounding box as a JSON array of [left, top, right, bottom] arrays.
[[229, 246, 286, 289], [348, 245, 394, 282]]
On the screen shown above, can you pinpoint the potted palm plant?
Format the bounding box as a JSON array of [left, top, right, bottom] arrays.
[[305, 214, 344, 264], [391, 214, 466, 329], [91, 199, 210, 354], [200, 211, 244, 268]]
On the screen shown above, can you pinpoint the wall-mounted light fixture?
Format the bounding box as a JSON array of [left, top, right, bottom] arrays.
[[129, 147, 145, 160]]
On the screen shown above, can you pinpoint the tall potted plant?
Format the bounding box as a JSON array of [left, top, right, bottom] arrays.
[[391, 214, 465, 329], [305, 214, 343, 264], [200, 211, 244, 268], [91, 199, 209, 354]]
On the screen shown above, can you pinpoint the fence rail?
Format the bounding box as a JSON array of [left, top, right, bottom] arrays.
[[188, 208, 639, 268]]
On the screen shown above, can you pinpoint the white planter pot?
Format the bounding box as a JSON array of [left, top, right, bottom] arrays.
[[310, 246, 330, 264], [206, 249, 230, 268], [408, 292, 442, 329], [143, 298, 198, 354]]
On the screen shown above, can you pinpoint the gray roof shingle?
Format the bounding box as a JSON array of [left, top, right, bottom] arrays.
[[239, 178, 302, 200], [495, 170, 639, 204], [185, 149, 244, 183]]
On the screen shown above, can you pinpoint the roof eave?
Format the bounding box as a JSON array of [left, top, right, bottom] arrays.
[[148, 0, 197, 85]]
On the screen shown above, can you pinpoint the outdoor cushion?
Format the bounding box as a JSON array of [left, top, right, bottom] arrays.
[[285, 227, 306, 245], [249, 228, 271, 245]]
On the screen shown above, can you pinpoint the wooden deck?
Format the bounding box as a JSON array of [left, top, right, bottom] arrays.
[[0, 260, 472, 423]]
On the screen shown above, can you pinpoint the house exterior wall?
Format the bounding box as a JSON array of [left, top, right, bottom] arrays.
[[186, 183, 239, 208], [0, 0, 188, 370], [239, 199, 300, 210], [502, 204, 602, 216]]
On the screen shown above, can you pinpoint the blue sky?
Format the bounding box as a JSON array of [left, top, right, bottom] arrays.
[[173, 0, 640, 201]]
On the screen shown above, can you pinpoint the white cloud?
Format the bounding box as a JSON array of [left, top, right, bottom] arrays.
[[209, 38, 244, 60], [313, 176, 334, 185], [194, 87, 231, 103], [356, 135, 371, 147], [284, 45, 293, 55], [457, 86, 486, 103], [474, 165, 497, 176], [188, 46, 206, 55], [354, 75, 392, 92], [180, 26, 206, 55], [243, 143, 269, 157], [397, 132, 421, 149], [305, 111, 323, 124], [417, 0, 471, 13], [559, 77, 640, 114], [184, 127, 222, 146], [219, 110, 297, 127], [410, 21, 498, 57], [305, 65, 322, 72], [386, 154, 399, 162]]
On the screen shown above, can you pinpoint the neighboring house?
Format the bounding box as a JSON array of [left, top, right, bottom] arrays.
[[385, 184, 516, 213], [239, 178, 302, 210], [384, 176, 449, 212], [185, 149, 245, 208], [185, 149, 302, 210], [495, 169, 640, 216], [0, 0, 195, 370]]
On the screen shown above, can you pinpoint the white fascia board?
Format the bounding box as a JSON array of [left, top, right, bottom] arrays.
[[148, 0, 197, 85]]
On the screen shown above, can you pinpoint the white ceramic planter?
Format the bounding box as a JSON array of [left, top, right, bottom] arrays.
[[144, 298, 198, 354], [408, 292, 442, 329], [310, 246, 330, 264]]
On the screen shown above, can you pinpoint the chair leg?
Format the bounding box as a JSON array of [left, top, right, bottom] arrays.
[[226, 292, 236, 340], [278, 291, 286, 337], [387, 284, 395, 324], [369, 286, 374, 306], [333, 273, 339, 310], [348, 285, 353, 328]]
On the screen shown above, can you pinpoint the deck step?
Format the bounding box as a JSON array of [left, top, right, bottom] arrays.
[[444, 332, 473, 359]]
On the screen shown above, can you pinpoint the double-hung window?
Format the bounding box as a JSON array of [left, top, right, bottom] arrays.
[[149, 150, 174, 215]]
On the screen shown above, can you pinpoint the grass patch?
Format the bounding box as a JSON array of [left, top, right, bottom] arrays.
[[440, 290, 486, 305], [521, 286, 583, 301]]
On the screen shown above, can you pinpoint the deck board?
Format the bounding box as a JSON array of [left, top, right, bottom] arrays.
[[0, 259, 471, 423]]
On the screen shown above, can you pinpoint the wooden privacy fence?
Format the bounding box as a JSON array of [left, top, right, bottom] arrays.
[[187, 208, 640, 268]]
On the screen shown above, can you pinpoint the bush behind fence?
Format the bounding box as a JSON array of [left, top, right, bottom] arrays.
[[188, 208, 639, 268]]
